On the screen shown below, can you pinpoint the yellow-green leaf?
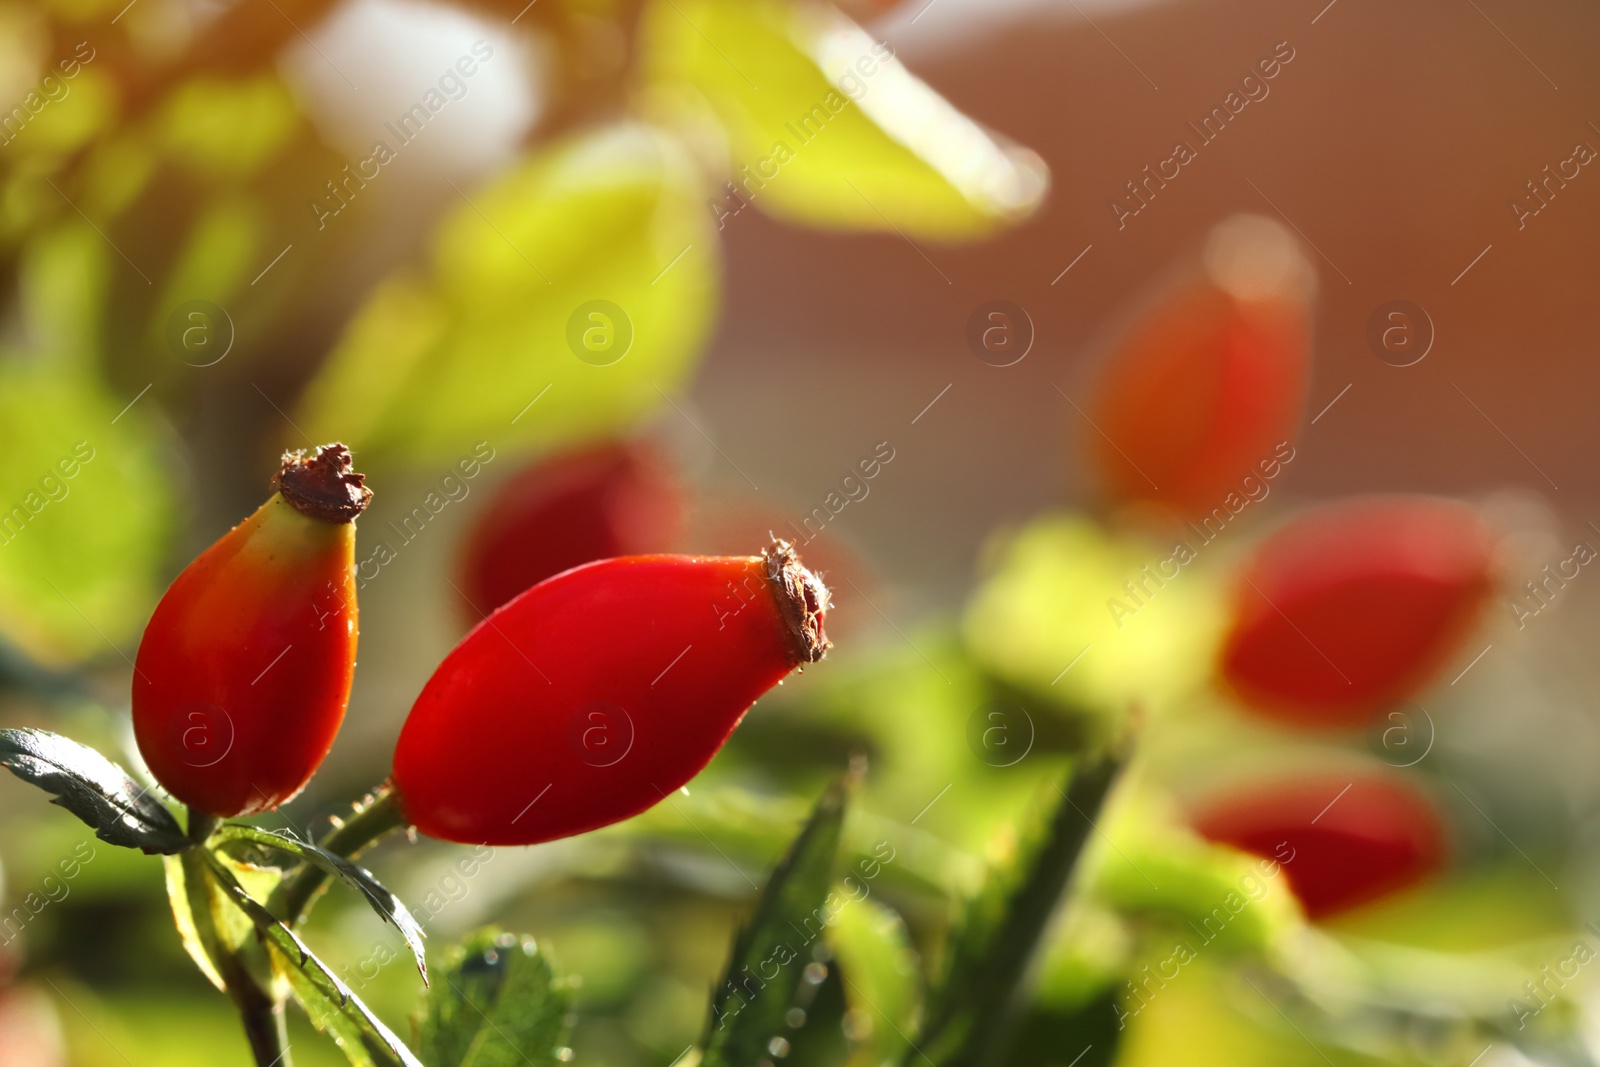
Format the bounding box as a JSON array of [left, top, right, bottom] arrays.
[[642, 0, 1047, 239], [299, 123, 719, 467]]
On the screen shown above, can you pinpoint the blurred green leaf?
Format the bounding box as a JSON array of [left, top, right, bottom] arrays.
[[155, 76, 300, 180], [0, 363, 173, 662], [827, 893, 920, 1067], [642, 0, 1047, 239], [1088, 829, 1301, 958], [213, 824, 428, 984], [152, 195, 265, 325], [419, 928, 573, 1067], [300, 123, 719, 467], [0, 727, 188, 854], [702, 774, 852, 1067], [964, 514, 1225, 720], [919, 753, 1125, 1067]]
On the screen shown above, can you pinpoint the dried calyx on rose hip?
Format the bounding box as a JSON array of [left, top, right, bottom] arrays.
[[392, 539, 830, 846], [459, 441, 682, 617], [1084, 215, 1314, 523], [1220, 496, 1496, 726], [1190, 771, 1445, 919], [133, 444, 369, 817]]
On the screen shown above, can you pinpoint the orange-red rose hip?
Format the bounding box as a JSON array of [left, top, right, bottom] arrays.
[[132, 445, 370, 817]]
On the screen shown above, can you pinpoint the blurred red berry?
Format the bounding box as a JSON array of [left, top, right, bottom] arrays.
[[394, 540, 829, 846], [1085, 216, 1313, 521], [1191, 772, 1445, 919], [1221, 496, 1496, 726], [133, 444, 369, 816], [459, 442, 682, 616]]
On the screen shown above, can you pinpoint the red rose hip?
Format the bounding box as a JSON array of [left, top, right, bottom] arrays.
[[1085, 215, 1313, 521], [393, 540, 829, 845], [1220, 496, 1496, 725], [1191, 772, 1445, 919], [132, 444, 370, 817], [458, 441, 681, 616]]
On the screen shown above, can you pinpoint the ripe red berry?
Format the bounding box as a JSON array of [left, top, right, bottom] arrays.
[[1084, 216, 1313, 521], [459, 442, 682, 617], [1190, 772, 1445, 919], [392, 540, 829, 846], [1220, 497, 1496, 726], [132, 445, 370, 817]]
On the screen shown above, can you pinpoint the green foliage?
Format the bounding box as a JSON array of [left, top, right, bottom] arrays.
[[918, 755, 1125, 1067], [419, 928, 574, 1067], [641, 0, 1047, 239], [213, 824, 429, 984], [826, 895, 921, 1067], [964, 515, 1225, 718], [701, 775, 852, 1067], [201, 851, 426, 1067], [299, 123, 720, 467]]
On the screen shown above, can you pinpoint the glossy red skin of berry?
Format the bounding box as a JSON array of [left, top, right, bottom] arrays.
[[1220, 497, 1496, 725], [1191, 773, 1445, 919], [392, 547, 827, 846], [459, 443, 681, 616], [132, 497, 359, 817], [1087, 284, 1307, 520]]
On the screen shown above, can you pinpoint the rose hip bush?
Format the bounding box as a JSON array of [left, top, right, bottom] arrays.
[[0, 2, 1587, 1067]]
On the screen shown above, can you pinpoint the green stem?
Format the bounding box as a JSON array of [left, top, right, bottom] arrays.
[[273, 784, 406, 925], [181, 816, 291, 1067]]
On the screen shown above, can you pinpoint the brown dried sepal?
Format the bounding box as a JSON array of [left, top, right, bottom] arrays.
[[274, 443, 372, 524], [764, 538, 831, 666]]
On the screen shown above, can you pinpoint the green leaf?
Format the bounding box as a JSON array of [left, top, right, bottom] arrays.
[[200, 851, 425, 1067], [299, 123, 719, 467], [642, 0, 1047, 239], [164, 853, 228, 992], [827, 895, 921, 1067], [918, 753, 1126, 1067], [0, 358, 173, 664], [0, 728, 188, 854], [702, 775, 852, 1067], [419, 928, 573, 1067], [963, 514, 1226, 717], [212, 824, 428, 984]]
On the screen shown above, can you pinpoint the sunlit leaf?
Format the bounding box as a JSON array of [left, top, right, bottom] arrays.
[[0, 727, 188, 853], [202, 851, 424, 1067], [701, 775, 852, 1067], [299, 123, 719, 467], [642, 0, 1047, 239], [213, 824, 428, 984], [964, 514, 1226, 718], [164, 853, 227, 992], [419, 928, 573, 1067]]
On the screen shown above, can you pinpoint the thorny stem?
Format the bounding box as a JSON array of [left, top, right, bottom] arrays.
[[273, 783, 407, 925]]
